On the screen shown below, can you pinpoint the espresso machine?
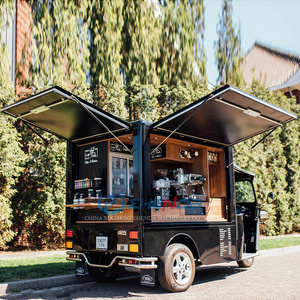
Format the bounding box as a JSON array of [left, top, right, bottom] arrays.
[[153, 169, 170, 206], [153, 168, 206, 206]]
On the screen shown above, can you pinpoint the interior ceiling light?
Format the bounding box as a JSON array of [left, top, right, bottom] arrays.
[[243, 108, 261, 118], [216, 98, 261, 118], [30, 105, 50, 114]]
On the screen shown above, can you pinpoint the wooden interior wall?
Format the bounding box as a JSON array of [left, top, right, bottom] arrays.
[[209, 151, 226, 198]]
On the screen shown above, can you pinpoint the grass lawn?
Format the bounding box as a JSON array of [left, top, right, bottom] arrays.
[[0, 254, 75, 283], [259, 236, 300, 250]]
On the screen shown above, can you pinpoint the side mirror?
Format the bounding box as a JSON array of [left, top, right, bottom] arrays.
[[267, 192, 275, 203], [260, 192, 275, 207]]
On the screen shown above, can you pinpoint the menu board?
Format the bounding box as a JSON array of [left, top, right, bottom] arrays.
[[219, 226, 233, 258]]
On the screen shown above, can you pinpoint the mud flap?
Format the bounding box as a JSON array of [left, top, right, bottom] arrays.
[[140, 269, 155, 287], [75, 260, 86, 276]]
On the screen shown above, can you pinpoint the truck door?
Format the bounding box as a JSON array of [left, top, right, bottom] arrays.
[[235, 174, 259, 255]]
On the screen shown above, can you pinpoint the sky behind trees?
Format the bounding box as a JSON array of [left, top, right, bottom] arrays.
[[205, 0, 300, 85]]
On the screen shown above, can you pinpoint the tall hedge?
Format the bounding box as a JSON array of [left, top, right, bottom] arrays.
[[0, 2, 27, 249], [234, 84, 300, 235]]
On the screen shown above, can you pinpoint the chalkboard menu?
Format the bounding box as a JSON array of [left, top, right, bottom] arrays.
[[76, 141, 108, 195], [150, 144, 166, 160]]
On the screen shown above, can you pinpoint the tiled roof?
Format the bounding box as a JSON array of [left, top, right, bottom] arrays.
[[241, 42, 300, 88]]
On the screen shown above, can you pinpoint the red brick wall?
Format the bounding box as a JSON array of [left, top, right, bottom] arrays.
[[15, 0, 32, 95]]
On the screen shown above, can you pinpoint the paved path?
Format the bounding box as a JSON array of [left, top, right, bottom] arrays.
[[62, 246, 300, 300]]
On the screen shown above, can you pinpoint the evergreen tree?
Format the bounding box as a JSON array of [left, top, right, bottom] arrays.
[[214, 0, 242, 85], [0, 1, 26, 249], [29, 0, 89, 87], [234, 84, 300, 235], [159, 0, 206, 85], [89, 0, 124, 86], [12, 0, 91, 248], [121, 0, 161, 85]]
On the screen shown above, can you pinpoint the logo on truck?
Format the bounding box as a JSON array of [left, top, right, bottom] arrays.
[[84, 146, 98, 164]]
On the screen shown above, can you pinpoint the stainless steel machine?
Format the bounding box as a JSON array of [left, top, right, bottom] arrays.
[[153, 168, 206, 206]]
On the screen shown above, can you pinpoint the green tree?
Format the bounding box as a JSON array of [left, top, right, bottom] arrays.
[[91, 85, 127, 120], [157, 83, 209, 118], [214, 0, 242, 85], [159, 0, 206, 85], [29, 0, 89, 87], [89, 0, 124, 86], [281, 103, 300, 232], [0, 1, 27, 249], [234, 85, 300, 235], [0, 89, 26, 249], [121, 0, 161, 85], [12, 0, 91, 248]]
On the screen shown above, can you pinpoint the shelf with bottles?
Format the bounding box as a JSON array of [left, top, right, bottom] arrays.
[[74, 178, 102, 190], [208, 151, 219, 165], [67, 195, 131, 210], [72, 189, 102, 207]]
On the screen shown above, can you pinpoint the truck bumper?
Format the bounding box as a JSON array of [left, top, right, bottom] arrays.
[[66, 250, 158, 270]]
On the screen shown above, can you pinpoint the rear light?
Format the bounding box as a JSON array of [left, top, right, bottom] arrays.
[[69, 254, 74, 258], [66, 230, 73, 238], [66, 241, 73, 249], [129, 231, 139, 239], [129, 243, 139, 253]]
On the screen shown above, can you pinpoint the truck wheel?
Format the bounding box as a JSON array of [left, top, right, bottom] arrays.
[[87, 253, 119, 283], [158, 243, 195, 292], [237, 256, 254, 268]]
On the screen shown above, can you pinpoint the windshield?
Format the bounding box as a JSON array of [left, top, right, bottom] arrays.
[[235, 180, 256, 203]]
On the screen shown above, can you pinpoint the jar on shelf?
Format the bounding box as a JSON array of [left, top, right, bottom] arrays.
[[94, 178, 102, 188], [88, 189, 94, 198]]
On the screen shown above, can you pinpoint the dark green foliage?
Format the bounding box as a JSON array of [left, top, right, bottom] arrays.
[[0, 92, 26, 249], [0, 2, 26, 249], [158, 0, 206, 85], [214, 0, 243, 86], [89, 0, 124, 85], [122, 0, 161, 85], [29, 0, 90, 87], [234, 84, 300, 235]]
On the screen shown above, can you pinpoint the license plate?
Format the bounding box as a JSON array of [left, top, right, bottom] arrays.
[[96, 236, 108, 250]]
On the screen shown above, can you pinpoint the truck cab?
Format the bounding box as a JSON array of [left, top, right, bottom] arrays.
[[2, 84, 296, 292], [234, 163, 259, 267]]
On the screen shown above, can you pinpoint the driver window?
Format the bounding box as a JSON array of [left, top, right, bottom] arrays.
[[235, 180, 255, 203]]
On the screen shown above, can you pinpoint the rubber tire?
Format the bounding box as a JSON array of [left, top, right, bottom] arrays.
[[87, 254, 119, 283], [237, 256, 254, 268], [158, 243, 195, 292]]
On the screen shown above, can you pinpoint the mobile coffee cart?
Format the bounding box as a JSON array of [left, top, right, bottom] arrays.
[[2, 85, 296, 292]]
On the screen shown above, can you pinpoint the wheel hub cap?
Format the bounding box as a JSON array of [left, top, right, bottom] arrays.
[[172, 252, 192, 285]]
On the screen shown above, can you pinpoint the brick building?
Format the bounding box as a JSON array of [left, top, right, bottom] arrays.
[[241, 42, 300, 104], [2, 1, 32, 87]]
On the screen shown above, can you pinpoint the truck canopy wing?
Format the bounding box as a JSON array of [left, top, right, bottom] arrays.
[[152, 85, 296, 146], [1, 86, 130, 142]]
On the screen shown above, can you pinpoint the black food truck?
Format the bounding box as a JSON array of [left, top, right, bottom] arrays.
[[2, 85, 296, 292]]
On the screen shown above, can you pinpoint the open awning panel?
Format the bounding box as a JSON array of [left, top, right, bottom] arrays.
[[152, 85, 296, 146], [1, 86, 130, 142]]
